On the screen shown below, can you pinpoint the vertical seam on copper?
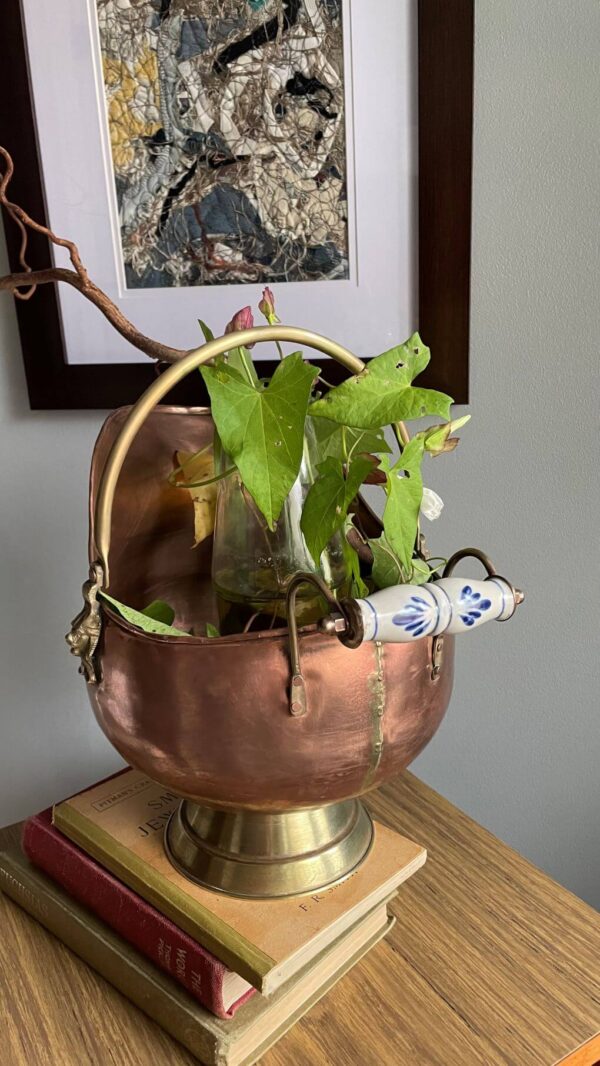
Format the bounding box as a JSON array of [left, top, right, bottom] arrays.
[[362, 641, 386, 791]]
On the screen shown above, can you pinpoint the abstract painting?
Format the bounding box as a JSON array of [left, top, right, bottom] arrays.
[[96, 0, 349, 289]]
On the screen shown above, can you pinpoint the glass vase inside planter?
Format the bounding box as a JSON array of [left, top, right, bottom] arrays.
[[212, 431, 349, 635]]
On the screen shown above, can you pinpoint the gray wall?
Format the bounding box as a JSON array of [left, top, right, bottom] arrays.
[[412, 0, 600, 906], [0, 2, 598, 905], [0, 246, 123, 809]]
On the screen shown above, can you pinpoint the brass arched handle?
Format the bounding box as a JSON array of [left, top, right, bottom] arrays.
[[442, 547, 497, 578], [442, 547, 524, 615], [94, 325, 365, 586]]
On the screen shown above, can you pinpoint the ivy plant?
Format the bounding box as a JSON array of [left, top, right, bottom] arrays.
[[201, 352, 318, 530], [179, 290, 470, 599]]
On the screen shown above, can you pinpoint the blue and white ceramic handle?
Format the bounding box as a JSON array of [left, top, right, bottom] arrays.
[[356, 575, 519, 643], [286, 550, 522, 713], [319, 548, 524, 648]]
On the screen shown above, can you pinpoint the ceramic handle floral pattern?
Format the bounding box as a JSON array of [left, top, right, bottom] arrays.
[[356, 577, 518, 643]]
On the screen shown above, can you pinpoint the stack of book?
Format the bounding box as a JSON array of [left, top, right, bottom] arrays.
[[0, 768, 426, 1065]]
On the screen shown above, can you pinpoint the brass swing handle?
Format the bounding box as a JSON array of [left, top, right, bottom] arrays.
[[94, 325, 365, 587], [69, 326, 367, 683]]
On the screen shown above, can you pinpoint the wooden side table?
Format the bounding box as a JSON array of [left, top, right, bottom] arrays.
[[1, 773, 599, 1065]]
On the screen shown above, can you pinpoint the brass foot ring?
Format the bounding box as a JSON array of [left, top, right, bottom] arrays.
[[164, 799, 374, 900]]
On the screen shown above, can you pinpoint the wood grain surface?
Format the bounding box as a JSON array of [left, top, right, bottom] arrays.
[[1, 772, 599, 1066]]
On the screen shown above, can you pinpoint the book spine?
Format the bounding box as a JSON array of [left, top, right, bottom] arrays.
[[53, 802, 271, 990], [0, 851, 223, 1065], [23, 814, 253, 1019]]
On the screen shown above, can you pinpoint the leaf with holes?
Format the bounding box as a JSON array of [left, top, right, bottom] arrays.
[[309, 416, 392, 463], [310, 333, 452, 429], [301, 454, 377, 567], [381, 437, 426, 573], [201, 353, 318, 529]]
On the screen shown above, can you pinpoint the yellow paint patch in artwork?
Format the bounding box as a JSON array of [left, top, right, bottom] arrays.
[[103, 47, 160, 173]]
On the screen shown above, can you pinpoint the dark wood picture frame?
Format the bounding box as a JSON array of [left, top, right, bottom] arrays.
[[0, 0, 473, 410]]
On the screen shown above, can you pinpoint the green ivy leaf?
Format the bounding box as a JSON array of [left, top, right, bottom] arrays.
[[199, 319, 215, 343], [381, 437, 426, 573], [369, 538, 439, 588], [99, 593, 189, 636], [411, 558, 434, 585], [413, 557, 447, 583], [141, 600, 176, 626], [198, 319, 258, 386], [223, 347, 259, 386], [310, 416, 392, 463], [310, 333, 452, 429], [369, 533, 407, 588], [342, 518, 369, 598], [205, 622, 220, 638], [301, 454, 376, 566], [201, 353, 318, 529]]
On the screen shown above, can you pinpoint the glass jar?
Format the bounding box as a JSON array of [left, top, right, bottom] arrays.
[[212, 427, 349, 635]]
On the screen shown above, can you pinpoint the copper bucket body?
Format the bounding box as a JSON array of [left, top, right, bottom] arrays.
[[86, 407, 454, 896]]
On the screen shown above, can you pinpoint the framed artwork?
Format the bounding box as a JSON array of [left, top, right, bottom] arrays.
[[0, 1, 473, 410]]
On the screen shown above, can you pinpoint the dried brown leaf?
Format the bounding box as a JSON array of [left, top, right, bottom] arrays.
[[175, 449, 217, 546]]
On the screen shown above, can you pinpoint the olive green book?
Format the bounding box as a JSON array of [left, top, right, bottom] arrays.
[[0, 843, 393, 1066], [52, 768, 426, 993]]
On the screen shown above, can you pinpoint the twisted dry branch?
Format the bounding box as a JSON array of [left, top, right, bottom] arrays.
[[0, 146, 188, 364]]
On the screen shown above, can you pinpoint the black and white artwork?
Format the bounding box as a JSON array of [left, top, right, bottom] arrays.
[[97, 0, 349, 288]]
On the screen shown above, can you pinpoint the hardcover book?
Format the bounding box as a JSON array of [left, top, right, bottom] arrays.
[[23, 807, 254, 1019], [0, 840, 393, 1066], [52, 768, 426, 993]]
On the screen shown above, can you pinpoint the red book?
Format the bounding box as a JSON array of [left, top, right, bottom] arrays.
[[22, 808, 255, 1019]]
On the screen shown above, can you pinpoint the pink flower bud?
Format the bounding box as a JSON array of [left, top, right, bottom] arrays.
[[258, 287, 279, 324], [225, 305, 254, 335]]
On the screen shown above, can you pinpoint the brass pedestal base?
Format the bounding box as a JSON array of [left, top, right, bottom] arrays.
[[164, 799, 374, 900]]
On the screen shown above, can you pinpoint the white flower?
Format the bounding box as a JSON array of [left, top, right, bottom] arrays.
[[421, 487, 444, 521]]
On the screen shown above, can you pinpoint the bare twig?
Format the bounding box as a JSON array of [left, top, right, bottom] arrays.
[[0, 146, 188, 364], [0, 266, 186, 363]]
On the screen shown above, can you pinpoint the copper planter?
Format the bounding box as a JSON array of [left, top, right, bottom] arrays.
[[71, 327, 455, 898], [81, 403, 453, 897]]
